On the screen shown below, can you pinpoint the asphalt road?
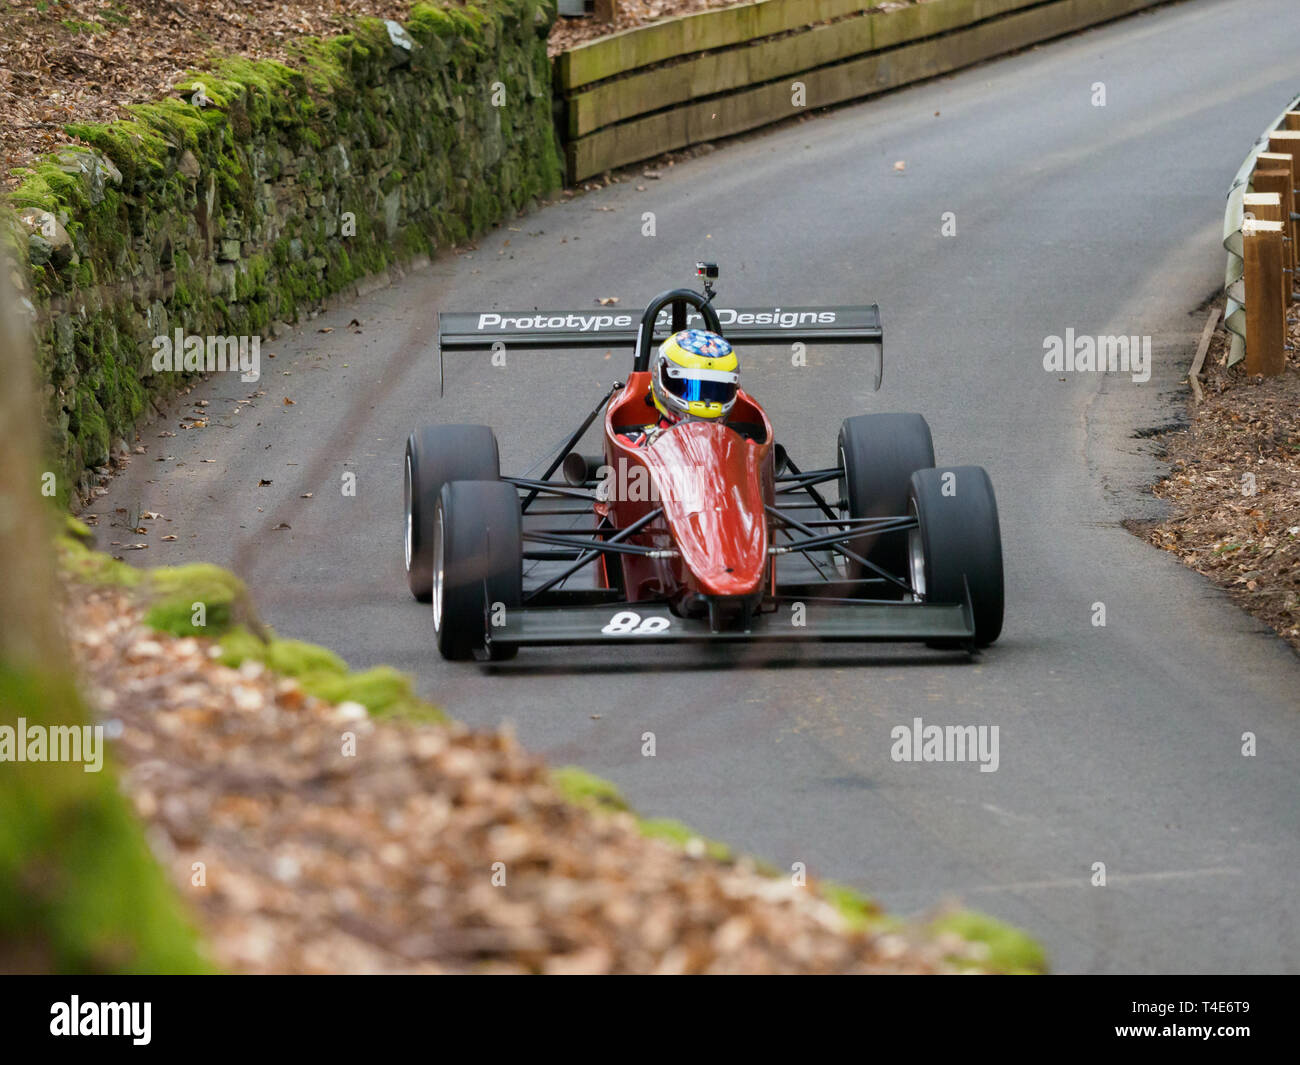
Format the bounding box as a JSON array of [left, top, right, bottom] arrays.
[[95, 0, 1300, 973]]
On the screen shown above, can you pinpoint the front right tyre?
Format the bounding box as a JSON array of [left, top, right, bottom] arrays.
[[404, 424, 500, 601], [836, 413, 935, 594], [433, 480, 522, 661]]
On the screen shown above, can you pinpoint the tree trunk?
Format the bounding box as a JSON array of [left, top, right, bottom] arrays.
[[0, 257, 207, 972]]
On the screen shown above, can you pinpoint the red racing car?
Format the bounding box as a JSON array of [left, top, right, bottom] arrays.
[[404, 264, 1003, 660]]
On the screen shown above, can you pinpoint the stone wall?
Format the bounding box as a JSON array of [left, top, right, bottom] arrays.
[[4, 1, 561, 503]]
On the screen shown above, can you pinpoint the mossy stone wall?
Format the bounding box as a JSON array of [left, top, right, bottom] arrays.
[[3, 1, 561, 503]]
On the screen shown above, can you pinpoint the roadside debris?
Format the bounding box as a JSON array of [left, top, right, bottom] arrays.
[[63, 583, 1019, 974], [1142, 307, 1300, 649]]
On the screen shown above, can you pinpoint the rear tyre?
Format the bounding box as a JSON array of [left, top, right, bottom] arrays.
[[405, 425, 499, 601], [837, 413, 934, 594], [433, 480, 522, 661], [907, 466, 1003, 647]]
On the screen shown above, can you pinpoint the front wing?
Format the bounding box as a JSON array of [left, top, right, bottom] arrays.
[[487, 596, 975, 649]]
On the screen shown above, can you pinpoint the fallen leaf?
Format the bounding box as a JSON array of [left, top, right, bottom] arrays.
[[283, 397, 295, 405], [258, 479, 272, 487], [318, 326, 333, 333], [597, 297, 620, 306]]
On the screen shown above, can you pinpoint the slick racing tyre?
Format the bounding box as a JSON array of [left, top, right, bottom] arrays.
[[433, 480, 522, 661], [907, 466, 1004, 647], [836, 413, 934, 595], [404, 425, 499, 601]]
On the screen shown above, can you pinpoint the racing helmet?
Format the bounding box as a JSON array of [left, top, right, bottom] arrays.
[[651, 329, 739, 421]]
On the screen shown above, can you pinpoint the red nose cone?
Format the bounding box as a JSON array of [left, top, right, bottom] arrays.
[[642, 421, 767, 596]]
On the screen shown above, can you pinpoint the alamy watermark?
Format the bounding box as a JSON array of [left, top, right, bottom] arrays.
[[50, 996, 150, 1045], [890, 716, 999, 772], [1043, 329, 1151, 383], [1, 718, 104, 772], [152, 329, 261, 382], [595, 457, 705, 507]]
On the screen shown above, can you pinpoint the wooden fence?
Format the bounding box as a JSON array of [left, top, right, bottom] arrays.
[[556, 0, 1173, 183]]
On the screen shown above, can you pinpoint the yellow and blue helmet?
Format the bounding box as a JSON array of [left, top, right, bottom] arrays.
[[651, 329, 739, 421]]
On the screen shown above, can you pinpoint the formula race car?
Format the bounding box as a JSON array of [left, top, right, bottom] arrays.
[[404, 264, 1003, 660]]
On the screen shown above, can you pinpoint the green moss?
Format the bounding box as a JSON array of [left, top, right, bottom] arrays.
[[305, 665, 440, 721], [210, 629, 442, 721], [549, 765, 629, 813], [71, 402, 109, 470], [258, 637, 346, 676], [56, 534, 142, 588], [53, 532, 442, 722], [0, 666, 211, 974], [637, 817, 732, 862], [142, 563, 254, 637], [928, 910, 1048, 974], [63, 118, 170, 185], [820, 881, 886, 932], [62, 515, 94, 544], [60, 18, 107, 34], [550, 766, 730, 860], [288, 36, 351, 95]]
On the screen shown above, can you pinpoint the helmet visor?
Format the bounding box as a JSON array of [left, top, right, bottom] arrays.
[[660, 363, 737, 408]]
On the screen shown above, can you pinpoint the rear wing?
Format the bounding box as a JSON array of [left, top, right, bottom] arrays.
[[438, 303, 883, 393]]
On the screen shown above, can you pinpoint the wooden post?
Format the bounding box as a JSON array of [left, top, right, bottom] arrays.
[[1242, 219, 1287, 376], [1257, 153, 1298, 285], [593, 0, 619, 21], [1243, 191, 1284, 224], [1266, 131, 1300, 237], [1243, 192, 1289, 307]]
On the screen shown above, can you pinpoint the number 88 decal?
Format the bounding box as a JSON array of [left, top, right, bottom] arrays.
[[601, 610, 672, 635]]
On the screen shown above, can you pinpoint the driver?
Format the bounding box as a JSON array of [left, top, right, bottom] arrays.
[[623, 328, 740, 446]]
